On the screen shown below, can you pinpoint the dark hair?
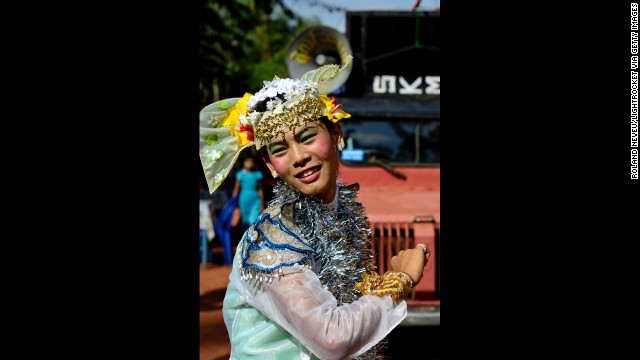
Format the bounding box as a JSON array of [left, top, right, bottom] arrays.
[[239, 148, 260, 164]]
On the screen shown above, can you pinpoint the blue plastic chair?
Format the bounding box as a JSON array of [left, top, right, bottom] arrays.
[[214, 195, 239, 266]]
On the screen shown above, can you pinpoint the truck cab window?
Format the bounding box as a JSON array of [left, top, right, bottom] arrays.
[[341, 118, 440, 166]]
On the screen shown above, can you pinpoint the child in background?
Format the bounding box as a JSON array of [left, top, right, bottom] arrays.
[[231, 156, 264, 232]]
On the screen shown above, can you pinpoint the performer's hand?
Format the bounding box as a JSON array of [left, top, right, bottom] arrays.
[[390, 247, 428, 285]]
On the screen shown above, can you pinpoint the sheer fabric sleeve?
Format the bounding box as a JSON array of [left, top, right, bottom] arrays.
[[233, 264, 407, 360]]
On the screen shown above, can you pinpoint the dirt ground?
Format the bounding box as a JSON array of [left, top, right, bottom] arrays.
[[200, 260, 232, 360]]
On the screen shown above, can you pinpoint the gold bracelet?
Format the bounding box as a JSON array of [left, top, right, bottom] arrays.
[[354, 271, 414, 303]]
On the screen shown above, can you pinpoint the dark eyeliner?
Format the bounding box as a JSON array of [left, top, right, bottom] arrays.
[[298, 126, 317, 142]]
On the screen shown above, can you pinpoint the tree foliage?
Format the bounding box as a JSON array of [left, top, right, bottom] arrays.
[[199, 0, 320, 108]]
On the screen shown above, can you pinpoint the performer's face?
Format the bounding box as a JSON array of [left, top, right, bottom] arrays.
[[264, 120, 342, 203]]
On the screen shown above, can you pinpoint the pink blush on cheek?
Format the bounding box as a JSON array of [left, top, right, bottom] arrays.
[[268, 156, 288, 176], [313, 135, 334, 158]]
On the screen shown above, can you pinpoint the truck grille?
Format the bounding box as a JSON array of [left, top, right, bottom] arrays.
[[370, 222, 416, 275], [369, 220, 439, 302]]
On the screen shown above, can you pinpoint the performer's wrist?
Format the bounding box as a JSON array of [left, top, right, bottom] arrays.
[[354, 271, 414, 303]]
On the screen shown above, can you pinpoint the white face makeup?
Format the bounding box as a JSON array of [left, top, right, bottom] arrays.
[[264, 121, 342, 203]]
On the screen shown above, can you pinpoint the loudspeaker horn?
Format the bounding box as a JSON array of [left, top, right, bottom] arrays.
[[286, 26, 353, 94]]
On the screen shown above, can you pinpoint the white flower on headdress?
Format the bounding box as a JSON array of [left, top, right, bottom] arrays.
[[247, 78, 314, 111], [207, 149, 222, 161], [248, 111, 261, 127], [208, 115, 220, 127], [266, 99, 282, 111], [203, 148, 224, 170], [238, 114, 251, 126], [265, 87, 278, 98]]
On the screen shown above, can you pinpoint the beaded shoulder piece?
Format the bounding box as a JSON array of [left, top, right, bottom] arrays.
[[239, 200, 316, 283]]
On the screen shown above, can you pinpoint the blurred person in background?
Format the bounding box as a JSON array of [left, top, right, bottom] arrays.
[[231, 156, 264, 233]]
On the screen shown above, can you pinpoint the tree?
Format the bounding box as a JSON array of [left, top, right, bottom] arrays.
[[198, 0, 320, 108]]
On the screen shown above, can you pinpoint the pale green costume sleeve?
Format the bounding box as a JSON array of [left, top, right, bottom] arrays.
[[224, 243, 319, 360], [223, 239, 407, 360]]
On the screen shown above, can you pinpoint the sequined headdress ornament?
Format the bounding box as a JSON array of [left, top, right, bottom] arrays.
[[199, 56, 352, 193]]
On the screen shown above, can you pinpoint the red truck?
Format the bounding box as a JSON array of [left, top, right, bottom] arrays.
[[338, 109, 440, 327], [332, 9, 441, 326]]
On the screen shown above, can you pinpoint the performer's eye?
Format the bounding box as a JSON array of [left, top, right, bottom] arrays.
[[269, 143, 286, 154], [299, 127, 318, 143]]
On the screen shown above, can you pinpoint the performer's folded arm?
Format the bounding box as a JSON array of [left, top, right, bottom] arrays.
[[240, 264, 407, 360]]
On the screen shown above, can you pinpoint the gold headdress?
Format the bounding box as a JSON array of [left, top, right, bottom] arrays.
[[199, 56, 353, 193]]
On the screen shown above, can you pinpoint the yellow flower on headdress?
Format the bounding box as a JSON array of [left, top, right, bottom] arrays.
[[231, 127, 251, 147], [222, 93, 253, 147], [236, 92, 251, 115], [321, 94, 351, 123]]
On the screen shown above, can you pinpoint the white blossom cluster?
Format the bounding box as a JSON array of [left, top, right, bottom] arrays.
[[238, 112, 261, 127], [246, 78, 317, 111], [238, 78, 318, 128]]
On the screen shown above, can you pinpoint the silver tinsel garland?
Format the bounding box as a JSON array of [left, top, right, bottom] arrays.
[[270, 180, 388, 360]]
